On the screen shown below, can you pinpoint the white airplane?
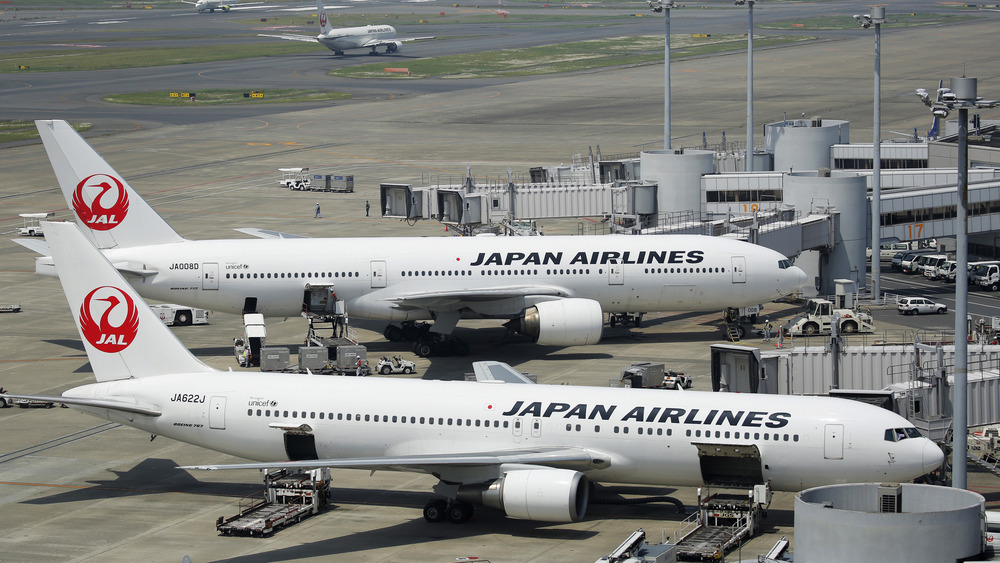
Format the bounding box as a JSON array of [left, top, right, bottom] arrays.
[[25, 119, 808, 357], [2, 221, 945, 523], [259, 0, 433, 55], [182, 0, 265, 13]]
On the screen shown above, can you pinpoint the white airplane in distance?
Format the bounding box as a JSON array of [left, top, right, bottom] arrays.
[[2, 221, 944, 524], [259, 0, 433, 55], [24, 119, 808, 357], [182, 0, 265, 13]]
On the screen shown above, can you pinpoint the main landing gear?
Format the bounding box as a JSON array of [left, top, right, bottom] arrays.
[[423, 498, 474, 523], [383, 322, 469, 357]]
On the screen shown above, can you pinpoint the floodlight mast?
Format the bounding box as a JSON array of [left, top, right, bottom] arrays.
[[649, 0, 676, 150], [735, 0, 755, 171], [915, 77, 999, 490], [860, 6, 886, 301]]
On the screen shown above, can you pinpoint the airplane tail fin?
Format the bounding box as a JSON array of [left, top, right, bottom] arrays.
[[927, 79, 944, 139], [43, 221, 214, 382], [35, 120, 186, 250], [316, 0, 332, 34]]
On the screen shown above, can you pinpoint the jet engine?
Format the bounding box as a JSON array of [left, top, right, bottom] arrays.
[[385, 41, 402, 53], [221, 5, 231, 11], [513, 298, 603, 346], [457, 468, 589, 522]]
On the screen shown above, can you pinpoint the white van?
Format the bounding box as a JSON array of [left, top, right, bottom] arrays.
[[879, 242, 911, 261], [986, 510, 1000, 551]]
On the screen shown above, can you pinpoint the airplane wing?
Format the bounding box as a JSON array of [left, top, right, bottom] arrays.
[[181, 446, 601, 472], [11, 238, 50, 255], [472, 360, 535, 384], [362, 36, 434, 48], [0, 393, 161, 417], [387, 285, 569, 310], [234, 227, 309, 239], [258, 33, 318, 43]]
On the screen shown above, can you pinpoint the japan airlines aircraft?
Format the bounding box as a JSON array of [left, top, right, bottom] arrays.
[[259, 0, 433, 55], [2, 221, 944, 523], [29, 119, 806, 356], [182, 0, 265, 13]]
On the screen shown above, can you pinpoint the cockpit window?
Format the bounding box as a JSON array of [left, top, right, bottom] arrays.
[[884, 427, 923, 442], [778, 260, 791, 270]]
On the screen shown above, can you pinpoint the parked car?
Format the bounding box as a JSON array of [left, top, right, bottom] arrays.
[[897, 297, 948, 315]]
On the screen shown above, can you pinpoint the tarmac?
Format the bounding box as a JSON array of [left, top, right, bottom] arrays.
[[1, 10, 1000, 563]]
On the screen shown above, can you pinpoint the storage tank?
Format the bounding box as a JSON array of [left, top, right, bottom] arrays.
[[796, 483, 985, 562], [640, 149, 714, 216], [766, 117, 849, 173]]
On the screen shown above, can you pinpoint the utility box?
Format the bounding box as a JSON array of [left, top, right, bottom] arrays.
[[335, 345, 368, 370], [325, 174, 354, 192], [260, 347, 290, 372], [620, 362, 665, 388], [298, 346, 330, 371]]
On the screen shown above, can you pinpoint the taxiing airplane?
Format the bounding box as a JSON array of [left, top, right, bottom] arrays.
[[259, 0, 433, 55], [2, 220, 944, 523], [24, 119, 808, 357], [182, 0, 265, 13]]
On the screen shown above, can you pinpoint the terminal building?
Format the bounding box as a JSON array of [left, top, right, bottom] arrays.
[[381, 117, 1000, 295]]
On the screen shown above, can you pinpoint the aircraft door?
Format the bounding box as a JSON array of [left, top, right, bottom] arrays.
[[203, 262, 219, 290], [284, 433, 319, 461], [209, 396, 226, 430], [731, 256, 746, 283], [824, 424, 844, 460], [370, 260, 386, 288], [530, 418, 541, 438], [512, 417, 523, 441], [608, 263, 624, 285]]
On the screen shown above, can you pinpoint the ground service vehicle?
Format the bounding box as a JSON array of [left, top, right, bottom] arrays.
[[899, 250, 938, 274], [973, 262, 1000, 291], [880, 243, 911, 261], [17, 212, 54, 236], [897, 297, 947, 315], [149, 304, 209, 326], [934, 260, 956, 282], [784, 298, 876, 336], [918, 255, 949, 278], [376, 355, 416, 375]]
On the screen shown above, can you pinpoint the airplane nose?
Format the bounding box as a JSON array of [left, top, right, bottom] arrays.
[[781, 265, 809, 294], [923, 440, 945, 473]]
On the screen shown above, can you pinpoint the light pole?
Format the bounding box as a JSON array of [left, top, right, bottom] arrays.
[[855, 6, 885, 300], [735, 0, 755, 172], [648, 0, 676, 150], [917, 77, 999, 490]]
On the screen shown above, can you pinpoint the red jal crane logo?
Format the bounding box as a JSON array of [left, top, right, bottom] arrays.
[[319, 10, 327, 27], [72, 174, 130, 231], [79, 286, 139, 353]]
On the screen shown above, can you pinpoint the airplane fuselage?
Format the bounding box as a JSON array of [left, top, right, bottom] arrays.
[[97, 234, 805, 319], [65, 372, 940, 491], [317, 25, 396, 53]]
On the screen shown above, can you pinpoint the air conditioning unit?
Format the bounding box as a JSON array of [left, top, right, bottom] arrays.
[[878, 482, 902, 513]]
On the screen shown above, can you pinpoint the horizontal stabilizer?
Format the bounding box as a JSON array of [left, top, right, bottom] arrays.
[[472, 361, 535, 384], [234, 227, 309, 239], [0, 393, 161, 417], [11, 238, 50, 255]]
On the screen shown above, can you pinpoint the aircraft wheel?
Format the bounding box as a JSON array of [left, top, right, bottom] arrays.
[[383, 325, 403, 342], [402, 324, 421, 341], [433, 340, 453, 357], [447, 501, 474, 524], [415, 340, 433, 358], [423, 499, 448, 523]]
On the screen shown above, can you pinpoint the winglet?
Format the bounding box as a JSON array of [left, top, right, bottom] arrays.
[[43, 221, 213, 382], [35, 120, 185, 250]]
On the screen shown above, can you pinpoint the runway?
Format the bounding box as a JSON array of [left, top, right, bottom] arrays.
[[1, 3, 999, 561]]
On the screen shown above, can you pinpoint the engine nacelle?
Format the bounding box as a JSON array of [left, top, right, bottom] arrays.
[[221, 5, 231, 11], [516, 298, 603, 346], [386, 41, 402, 53], [457, 469, 589, 522]]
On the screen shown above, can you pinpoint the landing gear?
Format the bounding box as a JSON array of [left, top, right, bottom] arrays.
[[423, 499, 448, 522], [383, 321, 429, 342], [423, 499, 474, 523], [334, 50, 344, 56], [609, 312, 643, 328], [414, 334, 469, 357]]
